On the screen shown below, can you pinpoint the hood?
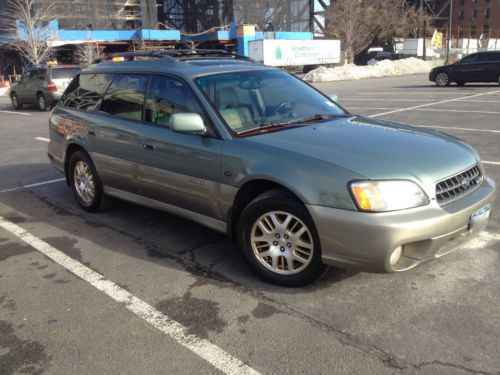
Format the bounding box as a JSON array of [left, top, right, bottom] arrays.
[[246, 116, 478, 185]]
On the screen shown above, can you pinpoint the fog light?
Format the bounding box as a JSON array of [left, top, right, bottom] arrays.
[[389, 246, 402, 266]]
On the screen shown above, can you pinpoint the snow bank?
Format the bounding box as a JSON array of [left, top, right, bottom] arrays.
[[303, 57, 443, 82], [0, 87, 9, 97]]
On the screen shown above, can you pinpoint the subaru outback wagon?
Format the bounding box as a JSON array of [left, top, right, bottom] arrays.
[[48, 50, 495, 286]]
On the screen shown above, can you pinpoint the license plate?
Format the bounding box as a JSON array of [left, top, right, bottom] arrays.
[[469, 204, 491, 232]]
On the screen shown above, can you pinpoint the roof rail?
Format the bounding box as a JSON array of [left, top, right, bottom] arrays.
[[91, 49, 256, 65]]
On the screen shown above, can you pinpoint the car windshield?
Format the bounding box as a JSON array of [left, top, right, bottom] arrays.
[[196, 70, 348, 135], [51, 67, 81, 80]]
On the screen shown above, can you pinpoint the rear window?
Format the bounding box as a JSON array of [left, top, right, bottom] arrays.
[[51, 67, 81, 80]]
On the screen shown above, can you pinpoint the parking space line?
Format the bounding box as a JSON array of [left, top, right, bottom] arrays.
[[0, 217, 260, 375], [35, 137, 50, 142], [411, 125, 500, 134], [369, 89, 500, 118], [358, 92, 485, 95], [0, 110, 31, 116], [0, 178, 66, 193], [483, 161, 500, 166], [348, 107, 500, 114], [343, 98, 500, 103]]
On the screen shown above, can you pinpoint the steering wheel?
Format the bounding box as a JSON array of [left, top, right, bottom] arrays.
[[270, 101, 295, 116]]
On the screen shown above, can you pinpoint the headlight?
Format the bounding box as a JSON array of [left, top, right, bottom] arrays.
[[350, 180, 429, 212]]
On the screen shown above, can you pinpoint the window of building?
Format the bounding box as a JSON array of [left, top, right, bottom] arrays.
[[100, 74, 149, 121], [59, 73, 113, 111], [459, 0, 465, 5], [145, 75, 204, 127], [484, 8, 490, 19], [458, 10, 464, 20], [472, 9, 478, 21]]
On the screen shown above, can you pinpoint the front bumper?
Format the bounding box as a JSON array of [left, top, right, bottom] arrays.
[[307, 177, 496, 272], [429, 70, 437, 82]]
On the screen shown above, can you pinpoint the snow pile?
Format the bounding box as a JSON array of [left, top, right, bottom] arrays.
[[303, 57, 443, 82], [0, 87, 9, 96]]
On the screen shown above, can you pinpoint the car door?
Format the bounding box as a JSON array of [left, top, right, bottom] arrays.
[[137, 74, 223, 220], [17, 70, 38, 102], [479, 52, 499, 82], [92, 73, 149, 195], [453, 53, 481, 82]]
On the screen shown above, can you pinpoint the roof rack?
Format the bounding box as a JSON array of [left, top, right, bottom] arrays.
[[91, 49, 255, 65]]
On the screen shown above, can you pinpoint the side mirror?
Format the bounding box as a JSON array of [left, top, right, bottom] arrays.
[[329, 93, 339, 102], [171, 113, 206, 135]]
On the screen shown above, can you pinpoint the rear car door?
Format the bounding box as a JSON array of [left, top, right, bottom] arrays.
[[137, 74, 223, 220], [92, 73, 149, 195], [475, 52, 498, 82]]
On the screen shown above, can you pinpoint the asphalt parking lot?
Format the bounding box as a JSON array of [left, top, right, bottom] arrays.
[[0, 74, 499, 375]]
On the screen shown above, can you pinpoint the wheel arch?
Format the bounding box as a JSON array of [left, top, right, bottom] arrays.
[[227, 178, 303, 241], [64, 143, 92, 186]]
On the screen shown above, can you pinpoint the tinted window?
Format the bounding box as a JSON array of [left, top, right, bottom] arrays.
[[145, 75, 204, 127], [51, 67, 81, 80], [59, 73, 113, 111], [461, 54, 479, 63], [100, 74, 148, 121]]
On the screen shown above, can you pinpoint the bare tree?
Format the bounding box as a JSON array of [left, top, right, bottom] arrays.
[[75, 36, 101, 66], [0, 0, 59, 67], [326, 0, 423, 63]]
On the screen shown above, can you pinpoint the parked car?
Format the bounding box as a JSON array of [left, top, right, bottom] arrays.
[[430, 51, 500, 87], [48, 50, 495, 286], [10, 64, 81, 111]]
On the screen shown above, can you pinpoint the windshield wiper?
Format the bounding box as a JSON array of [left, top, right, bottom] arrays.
[[236, 114, 349, 137]]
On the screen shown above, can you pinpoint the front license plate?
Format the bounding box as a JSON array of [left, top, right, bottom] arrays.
[[469, 204, 491, 233]]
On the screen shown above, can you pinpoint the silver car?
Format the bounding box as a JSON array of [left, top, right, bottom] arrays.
[[10, 65, 81, 111]]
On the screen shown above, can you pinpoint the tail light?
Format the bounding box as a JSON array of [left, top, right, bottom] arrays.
[[47, 81, 57, 92]]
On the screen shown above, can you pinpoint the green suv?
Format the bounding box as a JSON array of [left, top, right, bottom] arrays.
[[10, 64, 80, 111], [48, 50, 495, 286]]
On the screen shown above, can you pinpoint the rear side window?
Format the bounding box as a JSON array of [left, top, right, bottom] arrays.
[[100, 74, 149, 121], [145, 75, 204, 127], [51, 67, 81, 80], [59, 73, 113, 111]]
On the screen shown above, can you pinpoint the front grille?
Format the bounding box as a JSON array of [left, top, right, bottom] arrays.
[[435, 165, 482, 205]]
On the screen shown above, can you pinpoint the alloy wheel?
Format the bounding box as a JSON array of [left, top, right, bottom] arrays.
[[250, 211, 314, 275], [73, 160, 96, 204], [435, 73, 449, 87]]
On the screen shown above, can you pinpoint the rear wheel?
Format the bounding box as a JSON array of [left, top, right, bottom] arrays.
[[69, 151, 106, 212], [435, 72, 450, 87], [10, 92, 22, 110], [37, 93, 48, 111], [238, 190, 326, 286]]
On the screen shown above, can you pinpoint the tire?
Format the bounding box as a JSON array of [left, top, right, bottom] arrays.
[[10, 92, 22, 110], [435, 72, 450, 87], [37, 93, 48, 111], [68, 151, 106, 212], [238, 189, 326, 286], [456, 81, 466, 86]]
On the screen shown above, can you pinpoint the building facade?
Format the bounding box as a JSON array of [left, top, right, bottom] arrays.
[[451, 0, 500, 38]]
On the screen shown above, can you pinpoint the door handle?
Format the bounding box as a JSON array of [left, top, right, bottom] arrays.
[[142, 142, 156, 151]]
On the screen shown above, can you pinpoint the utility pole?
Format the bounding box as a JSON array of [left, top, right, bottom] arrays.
[[446, 0, 453, 63], [420, 0, 426, 60]]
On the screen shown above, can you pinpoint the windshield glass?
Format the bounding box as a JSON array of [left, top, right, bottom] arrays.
[[196, 70, 347, 134]]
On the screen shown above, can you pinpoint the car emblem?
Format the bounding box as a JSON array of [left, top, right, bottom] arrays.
[[460, 177, 469, 188]]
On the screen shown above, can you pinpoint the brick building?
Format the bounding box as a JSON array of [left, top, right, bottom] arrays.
[[451, 0, 500, 38]]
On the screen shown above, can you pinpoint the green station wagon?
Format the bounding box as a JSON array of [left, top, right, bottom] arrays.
[[48, 50, 495, 286]]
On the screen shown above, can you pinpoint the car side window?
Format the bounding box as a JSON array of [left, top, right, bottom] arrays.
[[100, 74, 149, 121], [461, 54, 479, 64], [145, 75, 204, 128], [59, 73, 114, 111]]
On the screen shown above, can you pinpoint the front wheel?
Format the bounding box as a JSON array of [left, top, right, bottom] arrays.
[[69, 151, 105, 212], [238, 190, 326, 286], [435, 72, 450, 87]]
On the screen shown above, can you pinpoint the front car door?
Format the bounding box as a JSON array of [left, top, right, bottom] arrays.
[[137, 74, 224, 221]]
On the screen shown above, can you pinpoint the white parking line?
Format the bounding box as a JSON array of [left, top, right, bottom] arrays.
[[483, 161, 500, 166], [349, 107, 500, 115], [0, 217, 260, 375], [411, 125, 500, 134], [358, 91, 498, 95], [0, 110, 31, 116], [369, 89, 500, 118], [35, 137, 50, 142], [343, 98, 500, 103], [0, 178, 66, 194]]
